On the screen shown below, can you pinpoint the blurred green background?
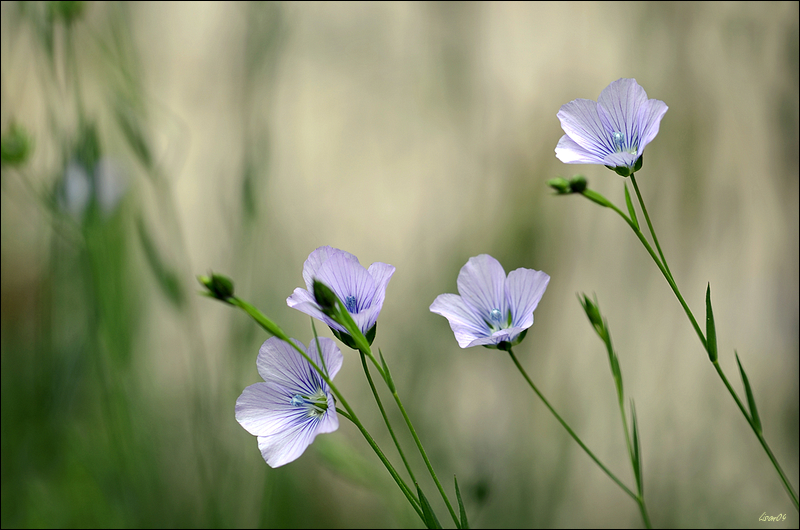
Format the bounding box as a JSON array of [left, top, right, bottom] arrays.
[[2, 1, 797, 528]]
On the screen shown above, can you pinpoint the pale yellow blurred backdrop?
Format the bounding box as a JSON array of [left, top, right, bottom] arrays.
[[1, 2, 797, 528]]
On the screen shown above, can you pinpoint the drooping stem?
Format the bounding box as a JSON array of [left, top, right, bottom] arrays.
[[506, 347, 638, 502]]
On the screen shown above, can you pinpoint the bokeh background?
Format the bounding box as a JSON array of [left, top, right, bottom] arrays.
[[2, 1, 797, 528]]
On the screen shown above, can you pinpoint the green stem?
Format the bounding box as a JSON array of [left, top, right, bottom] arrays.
[[587, 193, 707, 350], [359, 346, 462, 529], [358, 351, 419, 487], [630, 173, 672, 282], [506, 347, 638, 502], [590, 183, 799, 511], [228, 297, 425, 522]]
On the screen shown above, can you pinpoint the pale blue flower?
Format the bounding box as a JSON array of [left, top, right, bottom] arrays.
[[287, 246, 395, 339], [430, 254, 550, 349], [555, 78, 668, 176], [235, 336, 342, 468]]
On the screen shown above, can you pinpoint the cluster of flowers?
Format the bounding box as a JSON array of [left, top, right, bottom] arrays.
[[235, 78, 669, 469], [235, 247, 551, 466]]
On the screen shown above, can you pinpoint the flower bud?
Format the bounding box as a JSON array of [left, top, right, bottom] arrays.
[[569, 175, 587, 193], [198, 272, 234, 302], [312, 280, 339, 316], [547, 177, 572, 194]]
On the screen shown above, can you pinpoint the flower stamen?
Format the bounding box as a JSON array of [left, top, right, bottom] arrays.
[[344, 295, 358, 313]]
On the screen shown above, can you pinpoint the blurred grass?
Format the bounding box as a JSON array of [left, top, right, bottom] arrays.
[[2, 1, 798, 528]]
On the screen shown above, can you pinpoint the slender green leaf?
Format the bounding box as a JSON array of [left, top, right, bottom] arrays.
[[454, 475, 469, 529], [624, 183, 639, 231], [735, 351, 762, 434], [705, 284, 718, 362], [416, 483, 443, 529], [631, 400, 643, 496]]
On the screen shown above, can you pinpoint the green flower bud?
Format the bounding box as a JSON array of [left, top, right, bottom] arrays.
[[569, 175, 587, 193], [312, 280, 339, 317], [579, 293, 605, 337], [198, 272, 234, 302], [547, 177, 572, 194]]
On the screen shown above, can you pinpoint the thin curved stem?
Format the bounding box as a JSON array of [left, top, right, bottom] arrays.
[[359, 346, 462, 529], [359, 351, 419, 487], [589, 182, 799, 510], [630, 173, 673, 282], [506, 347, 638, 502]]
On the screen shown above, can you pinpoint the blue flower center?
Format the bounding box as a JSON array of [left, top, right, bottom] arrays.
[[490, 308, 503, 322], [290, 390, 328, 418], [612, 131, 638, 155], [344, 295, 358, 313]]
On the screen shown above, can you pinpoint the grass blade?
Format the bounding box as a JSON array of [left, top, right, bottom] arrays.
[[454, 475, 469, 529], [735, 351, 762, 433], [416, 483, 443, 529], [705, 284, 718, 362]]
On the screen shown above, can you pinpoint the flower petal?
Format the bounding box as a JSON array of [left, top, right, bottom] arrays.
[[286, 288, 347, 333], [257, 337, 321, 393], [366, 262, 395, 309], [557, 98, 613, 158], [307, 336, 344, 381], [257, 422, 318, 468], [315, 253, 377, 314], [555, 135, 607, 165], [506, 268, 550, 329], [430, 293, 490, 348], [236, 381, 310, 437], [602, 151, 639, 169], [464, 327, 526, 348], [596, 78, 648, 150], [456, 255, 508, 322], [302, 246, 359, 291], [635, 98, 668, 156]]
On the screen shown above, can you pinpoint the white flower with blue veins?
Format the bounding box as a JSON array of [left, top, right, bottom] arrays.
[[430, 255, 550, 349], [235, 336, 342, 468]]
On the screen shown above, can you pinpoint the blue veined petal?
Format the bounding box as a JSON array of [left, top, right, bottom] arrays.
[[597, 78, 649, 150], [430, 293, 491, 348], [456, 254, 508, 324], [506, 268, 550, 329], [635, 98, 669, 157], [302, 246, 360, 291], [556, 98, 615, 158], [555, 135, 608, 165]]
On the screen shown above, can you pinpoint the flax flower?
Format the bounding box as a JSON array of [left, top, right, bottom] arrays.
[[430, 254, 550, 349], [287, 246, 395, 339], [235, 336, 342, 467], [555, 78, 668, 176]]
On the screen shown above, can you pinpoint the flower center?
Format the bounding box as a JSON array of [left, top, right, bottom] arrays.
[[612, 131, 637, 155], [290, 390, 328, 418], [490, 308, 503, 322], [344, 295, 358, 313]]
